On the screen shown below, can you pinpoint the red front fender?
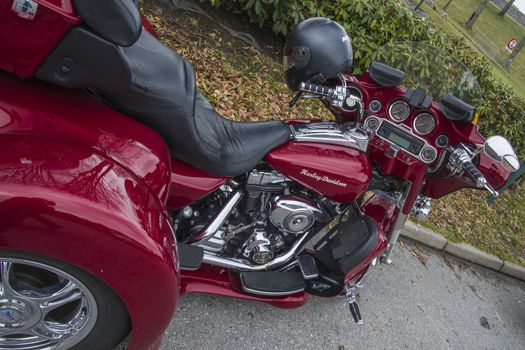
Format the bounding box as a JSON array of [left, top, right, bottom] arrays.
[[0, 135, 179, 350]]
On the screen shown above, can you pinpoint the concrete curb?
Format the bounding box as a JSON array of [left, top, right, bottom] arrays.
[[401, 221, 525, 282]]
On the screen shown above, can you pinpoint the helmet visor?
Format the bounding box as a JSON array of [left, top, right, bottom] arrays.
[[283, 54, 297, 71], [283, 46, 311, 71]]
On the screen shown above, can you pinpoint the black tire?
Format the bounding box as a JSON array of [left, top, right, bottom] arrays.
[[0, 249, 131, 350]]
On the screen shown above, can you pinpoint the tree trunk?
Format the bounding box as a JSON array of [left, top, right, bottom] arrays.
[[503, 35, 525, 69], [465, 0, 490, 29], [443, 0, 453, 11], [498, 0, 516, 16]]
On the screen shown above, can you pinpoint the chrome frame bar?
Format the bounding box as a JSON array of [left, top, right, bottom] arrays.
[[191, 190, 244, 244], [381, 184, 412, 264], [381, 211, 408, 264]]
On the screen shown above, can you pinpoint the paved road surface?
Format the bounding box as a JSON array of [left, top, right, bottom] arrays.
[[159, 239, 525, 349]]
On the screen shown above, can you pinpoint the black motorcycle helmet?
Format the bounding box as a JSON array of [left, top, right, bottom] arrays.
[[283, 17, 353, 91]]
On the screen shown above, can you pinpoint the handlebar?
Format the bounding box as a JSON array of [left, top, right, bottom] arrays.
[[447, 147, 499, 197], [462, 161, 486, 188], [298, 82, 334, 97], [296, 81, 352, 111]]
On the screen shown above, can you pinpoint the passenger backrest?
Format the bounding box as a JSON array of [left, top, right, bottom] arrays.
[[36, 27, 132, 92], [73, 0, 142, 47]]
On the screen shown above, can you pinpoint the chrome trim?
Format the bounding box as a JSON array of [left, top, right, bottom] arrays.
[[242, 228, 274, 264], [381, 184, 412, 264], [364, 115, 380, 131], [241, 284, 305, 297], [344, 284, 363, 325], [202, 228, 312, 271], [412, 112, 436, 135], [381, 211, 409, 264], [421, 146, 438, 163], [339, 86, 363, 113], [388, 100, 411, 122], [369, 99, 382, 113], [290, 122, 371, 153], [344, 258, 378, 326], [370, 117, 439, 164], [427, 147, 449, 174], [247, 169, 290, 186], [269, 195, 325, 234], [435, 134, 449, 148], [411, 195, 432, 221], [192, 190, 244, 246]]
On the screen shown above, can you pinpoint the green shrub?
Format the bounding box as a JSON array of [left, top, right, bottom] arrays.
[[202, 0, 525, 157]]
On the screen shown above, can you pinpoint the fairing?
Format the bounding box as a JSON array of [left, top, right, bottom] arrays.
[[332, 73, 510, 204]]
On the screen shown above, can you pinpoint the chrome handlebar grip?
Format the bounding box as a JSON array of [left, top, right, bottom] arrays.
[[447, 147, 499, 197]]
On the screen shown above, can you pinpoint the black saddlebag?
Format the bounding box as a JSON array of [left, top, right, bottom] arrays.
[[314, 215, 378, 274]]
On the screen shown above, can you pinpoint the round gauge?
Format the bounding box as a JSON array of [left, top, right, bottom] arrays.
[[365, 117, 380, 130], [436, 134, 449, 148], [388, 100, 411, 122], [413, 113, 436, 135], [369, 99, 382, 113], [421, 147, 437, 163]]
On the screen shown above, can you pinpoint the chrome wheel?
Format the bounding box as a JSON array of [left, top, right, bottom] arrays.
[[0, 258, 98, 350]]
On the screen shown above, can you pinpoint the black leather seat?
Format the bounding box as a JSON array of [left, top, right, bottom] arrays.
[[36, 1, 291, 177], [95, 31, 291, 176]]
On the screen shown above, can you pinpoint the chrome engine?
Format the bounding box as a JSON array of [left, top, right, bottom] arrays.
[[269, 195, 323, 234], [176, 169, 332, 266]]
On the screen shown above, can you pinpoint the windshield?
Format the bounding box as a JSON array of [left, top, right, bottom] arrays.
[[375, 41, 482, 108]]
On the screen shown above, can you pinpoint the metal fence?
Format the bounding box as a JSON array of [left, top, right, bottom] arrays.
[[471, 31, 505, 63]]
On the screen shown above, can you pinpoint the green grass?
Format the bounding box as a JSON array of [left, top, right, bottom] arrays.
[[422, 186, 525, 266], [421, 0, 525, 99]]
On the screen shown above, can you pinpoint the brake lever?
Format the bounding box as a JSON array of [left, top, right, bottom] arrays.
[[483, 183, 499, 197], [288, 91, 303, 107]]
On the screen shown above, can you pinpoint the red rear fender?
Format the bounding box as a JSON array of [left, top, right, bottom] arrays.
[[0, 135, 179, 350]]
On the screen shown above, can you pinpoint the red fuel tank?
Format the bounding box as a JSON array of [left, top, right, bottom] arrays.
[[266, 142, 372, 203]]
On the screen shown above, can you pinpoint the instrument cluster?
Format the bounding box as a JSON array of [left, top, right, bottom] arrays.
[[383, 99, 437, 136], [332, 79, 453, 166], [364, 97, 446, 164]]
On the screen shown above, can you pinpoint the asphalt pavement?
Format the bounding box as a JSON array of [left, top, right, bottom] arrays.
[[160, 239, 525, 349]]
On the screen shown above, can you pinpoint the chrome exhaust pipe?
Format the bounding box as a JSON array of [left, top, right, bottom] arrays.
[[202, 230, 311, 271]]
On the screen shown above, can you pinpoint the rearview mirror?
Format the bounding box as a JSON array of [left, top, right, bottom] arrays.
[[484, 136, 520, 172]]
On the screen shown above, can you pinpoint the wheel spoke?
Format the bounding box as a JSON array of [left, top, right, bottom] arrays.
[[37, 281, 83, 316], [31, 323, 67, 341], [0, 333, 50, 347], [0, 258, 98, 350], [0, 261, 14, 296]]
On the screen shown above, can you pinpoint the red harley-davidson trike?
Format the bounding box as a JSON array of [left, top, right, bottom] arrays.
[[0, 1, 520, 349]]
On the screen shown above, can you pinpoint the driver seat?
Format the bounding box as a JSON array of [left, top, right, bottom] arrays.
[[36, 0, 291, 177]]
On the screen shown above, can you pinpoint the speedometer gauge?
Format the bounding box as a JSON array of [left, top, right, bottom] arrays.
[[388, 100, 410, 122], [413, 113, 436, 135]]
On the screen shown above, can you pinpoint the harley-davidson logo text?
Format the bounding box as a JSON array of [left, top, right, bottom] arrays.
[[300, 169, 347, 188]]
